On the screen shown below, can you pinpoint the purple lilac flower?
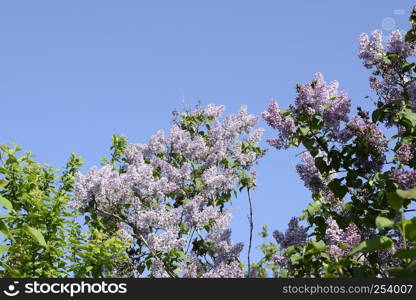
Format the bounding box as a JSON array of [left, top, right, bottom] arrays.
[[387, 30, 416, 57], [325, 217, 361, 259], [262, 100, 296, 149], [293, 73, 351, 134], [395, 144, 414, 164], [358, 30, 384, 68], [324, 91, 351, 134], [272, 253, 290, 268], [325, 217, 343, 245], [73, 104, 262, 278], [408, 81, 416, 112], [202, 260, 244, 278], [184, 196, 229, 229], [358, 29, 415, 114], [150, 259, 170, 278], [340, 116, 387, 172], [201, 103, 226, 119], [202, 228, 244, 278], [294, 73, 338, 116], [281, 73, 353, 137], [295, 152, 324, 194], [295, 152, 337, 202], [357, 155, 386, 173], [347, 115, 388, 153], [273, 217, 308, 248], [369, 76, 383, 91], [389, 169, 416, 190]]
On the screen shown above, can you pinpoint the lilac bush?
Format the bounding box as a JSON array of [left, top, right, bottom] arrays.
[[73, 104, 264, 278], [255, 7, 416, 278]]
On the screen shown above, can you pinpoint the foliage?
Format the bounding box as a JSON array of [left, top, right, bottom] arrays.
[[256, 7, 416, 278], [0, 144, 81, 277], [0, 144, 132, 277]]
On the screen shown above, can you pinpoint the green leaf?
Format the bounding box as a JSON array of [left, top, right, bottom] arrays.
[[387, 192, 403, 211], [0, 220, 13, 241], [0, 179, 8, 187], [305, 240, 326, 255], [302, 138, 315, 152], [259, 225, 268, 238], [404, 218, 416, 242], [315, 157, 329, 174], [0, 245, 9, 255], [328, 179, 348, 199], [389, 261, 416, 277], [396, 187, 416, 200], [0, 196, 13, 211], [400, 109, 416, 127], [22, 224, 47, 247], [299, 126, 310, 136], [393, 249, 416, 259], [402, 62, 415, 73], [372, 108, 383, 122], [375, 216, 394, 230], [350, 236, 393, 255], [0, 262, 21, 277], [306, 200, 322, 216]]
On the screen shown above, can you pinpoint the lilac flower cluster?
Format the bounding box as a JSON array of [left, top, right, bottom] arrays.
[[73, 165, 133, 211], [202, 229, 244, 278], [344, 115, 387, 153], [295, 152, 324, 194], [359, 29, 415, 67], [358, 30, 415, 113], [154, 227, 244, 278], [338, 115, 387, 172], [395, 144, 414, 164], [358, 30, 384, 68], [261, 100, 296, 149], [262, 74, 352, 151], [273, 217, 308, 248], [271, 253, 290, 269], [409, 81, 416, 112], [295, 152, 335, 202], [262, 73, 351, 149], [202, 260, 243, 278], [184, 196, 231, 230], [387, 30, 416, 57], [294, 73, 351, 134], [389, 169, 416, 190], [74, 104, 263, 278], [150, 222, 244, 278], [325, 217, 361, 259]]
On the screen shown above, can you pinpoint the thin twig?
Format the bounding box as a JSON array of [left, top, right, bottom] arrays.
[[247, 187, 254, 278]]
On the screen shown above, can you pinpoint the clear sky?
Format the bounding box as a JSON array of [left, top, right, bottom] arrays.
[[0, 1, 414, 262]]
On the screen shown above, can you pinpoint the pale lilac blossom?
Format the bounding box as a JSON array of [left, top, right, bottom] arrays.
[[325, 217, 361, 259], [73, 104, 261, 278]]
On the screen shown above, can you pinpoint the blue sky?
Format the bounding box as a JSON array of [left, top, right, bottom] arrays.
[[0, 1, 414, 262]]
